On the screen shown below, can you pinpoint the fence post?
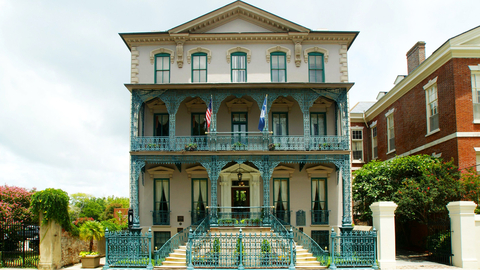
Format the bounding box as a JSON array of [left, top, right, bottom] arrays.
[[372, 227, 378, 269], [238, 229, 244, 270], [187, 229, 194, 270], [330, 228, 336, 270], [147, 228, 153, 270], [370, 201, 397, 270], [447, 201, 477, 269], [289, 228, 295, 270], [38, 214, 62, 270], [103, 229, 109, 270]]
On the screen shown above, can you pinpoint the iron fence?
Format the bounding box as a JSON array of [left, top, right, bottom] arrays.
[[0, 222, 39, 268], [103, 228, 153, 270], [187, 229, 295, 269], [330, 228, 378, 269]]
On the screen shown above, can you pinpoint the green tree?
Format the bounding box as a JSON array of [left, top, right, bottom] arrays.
[[103, 202, 124, 220], [80, 198, 106, 220], [105, 196, 129, 208], [353, 155, 464, 224]]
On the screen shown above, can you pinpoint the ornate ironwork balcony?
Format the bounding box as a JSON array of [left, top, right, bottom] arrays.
[[152, 210, 170, 225], [311, 210, 330, 225], [132, 135, 348, 152], [272, 210, 291, 225]]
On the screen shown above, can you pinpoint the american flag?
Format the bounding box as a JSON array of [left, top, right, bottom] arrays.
[[206, 97, 212, 130]]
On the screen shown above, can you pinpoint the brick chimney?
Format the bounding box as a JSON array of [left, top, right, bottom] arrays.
[[406, 41, 426, 74]]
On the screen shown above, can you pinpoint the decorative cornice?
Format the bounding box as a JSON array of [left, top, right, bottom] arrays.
[[304, 46, 329, 63], [120, 32, 357, 49], [423, 76, 438, 90], [265, 45, 291, 63], [226, 97, 253, 113], [226, 47, 251, 63], [187, 47, 212, 64], [150, 47, 175, 65]]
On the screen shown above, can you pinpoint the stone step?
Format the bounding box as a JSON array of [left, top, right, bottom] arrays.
[[296, 256, 318, 261], [296, 260, 321, 266], [160, 261, 187, 267], [165, 257, 186, 262], [155, 266, 187, 270]]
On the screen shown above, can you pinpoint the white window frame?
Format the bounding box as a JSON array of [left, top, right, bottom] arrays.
[[469, 65, 480, 123], [371, 121, 378, 159], [475, 147, 480, 172], [351, 128, 363, 162], [385, 109, 395, 154], [424, 77, 439, 135]]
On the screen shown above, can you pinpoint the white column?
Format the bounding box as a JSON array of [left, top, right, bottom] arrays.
[[251, 174, 261, 212], [370, 201, 397, 270], [447, 201, 478, 269]]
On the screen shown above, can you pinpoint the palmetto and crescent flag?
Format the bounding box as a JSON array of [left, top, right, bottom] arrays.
[[258, 95, 267, 131], [206, 97, 212, 130]]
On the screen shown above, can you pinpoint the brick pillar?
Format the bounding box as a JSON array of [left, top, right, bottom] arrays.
[[370, 201, 397, 270], [447, 201, 478, 269]]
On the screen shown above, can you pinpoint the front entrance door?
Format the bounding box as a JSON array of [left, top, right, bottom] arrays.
[[232, 187, 249, 214]]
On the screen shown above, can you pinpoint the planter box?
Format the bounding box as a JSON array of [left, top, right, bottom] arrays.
[[79, 255, 102, 268]]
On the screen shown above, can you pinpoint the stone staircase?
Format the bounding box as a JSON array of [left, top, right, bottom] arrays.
[[155, 227, 326, 269]]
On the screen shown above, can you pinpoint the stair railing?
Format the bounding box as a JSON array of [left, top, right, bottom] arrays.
[[290, 225, 329, 265], [154, 225, 191, 266]]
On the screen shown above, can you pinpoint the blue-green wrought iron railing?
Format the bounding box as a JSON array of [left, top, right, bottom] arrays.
[[154, 225, 193, 266], [132, 134, 348, 152], [152, 210, 170, 225], [330, 228, 378, 269], [272, 210, 291, 225], [191, 210, 208, 225], [103, 228, 153, 270], [291, 226, 329, 266], [187, 228, 295, 269], [311, 210, 330, 225]]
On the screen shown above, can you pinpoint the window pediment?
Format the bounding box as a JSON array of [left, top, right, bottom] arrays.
[[187, 47, 212, 64], [304, 47, 329, 63], [150, 48, 175, 64], [226, 97, 253, 113], [185, 97, 207, 113], [306, 165, 333, 178], [312, 97, 334, 109], [273, 165, 295, 177], [146, 98, 167, 113], [147, 165, 175, 178], [266, 46, 291, 63], [186, 165, 208, 179], [272, 97, 294, 112], [226, 47, 251, 63]]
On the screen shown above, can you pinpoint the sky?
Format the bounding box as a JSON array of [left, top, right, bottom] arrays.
[[0, 0, 479, 198]]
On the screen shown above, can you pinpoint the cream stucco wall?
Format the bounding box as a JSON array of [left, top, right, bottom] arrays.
[[139, 163, 341, 238], [142, 96, 338, 136], [136, 43, 343, 84]]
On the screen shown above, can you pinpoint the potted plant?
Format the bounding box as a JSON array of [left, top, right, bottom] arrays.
[[319, 143, 331, 150], [268, 143, 280, 151], [260, 239, 271, 266], [231, 141, 246, 150], [185, 143, 198, 151], [211, 238, 220, 266], [78, 220, 105, 268]]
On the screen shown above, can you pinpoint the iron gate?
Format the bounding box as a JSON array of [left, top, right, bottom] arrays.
[[426, 218, 452, 265], [0, 222, 39, 268]]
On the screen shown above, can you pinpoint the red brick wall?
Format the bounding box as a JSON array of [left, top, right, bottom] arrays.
[[363, 58, 480, 168]]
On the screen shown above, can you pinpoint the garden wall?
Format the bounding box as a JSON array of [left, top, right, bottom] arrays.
[[60, 231, 99, 267]]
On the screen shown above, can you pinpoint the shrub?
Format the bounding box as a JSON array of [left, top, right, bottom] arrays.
[[31, 188, 70, 230]]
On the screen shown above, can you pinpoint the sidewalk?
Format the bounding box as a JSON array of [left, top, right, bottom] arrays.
[[396, 254, 459, 270], [61, 257, 105, 270]]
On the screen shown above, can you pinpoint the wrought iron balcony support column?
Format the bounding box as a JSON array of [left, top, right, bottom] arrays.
[[130, 157, 145, 229]]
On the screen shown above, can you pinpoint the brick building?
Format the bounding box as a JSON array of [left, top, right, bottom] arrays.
[[350, 26, 480, 171]]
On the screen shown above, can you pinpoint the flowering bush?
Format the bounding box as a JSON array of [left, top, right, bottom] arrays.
[[353, 155, 463, 224], [460, 168, 480, 213], [0, 185, 35, 225]]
